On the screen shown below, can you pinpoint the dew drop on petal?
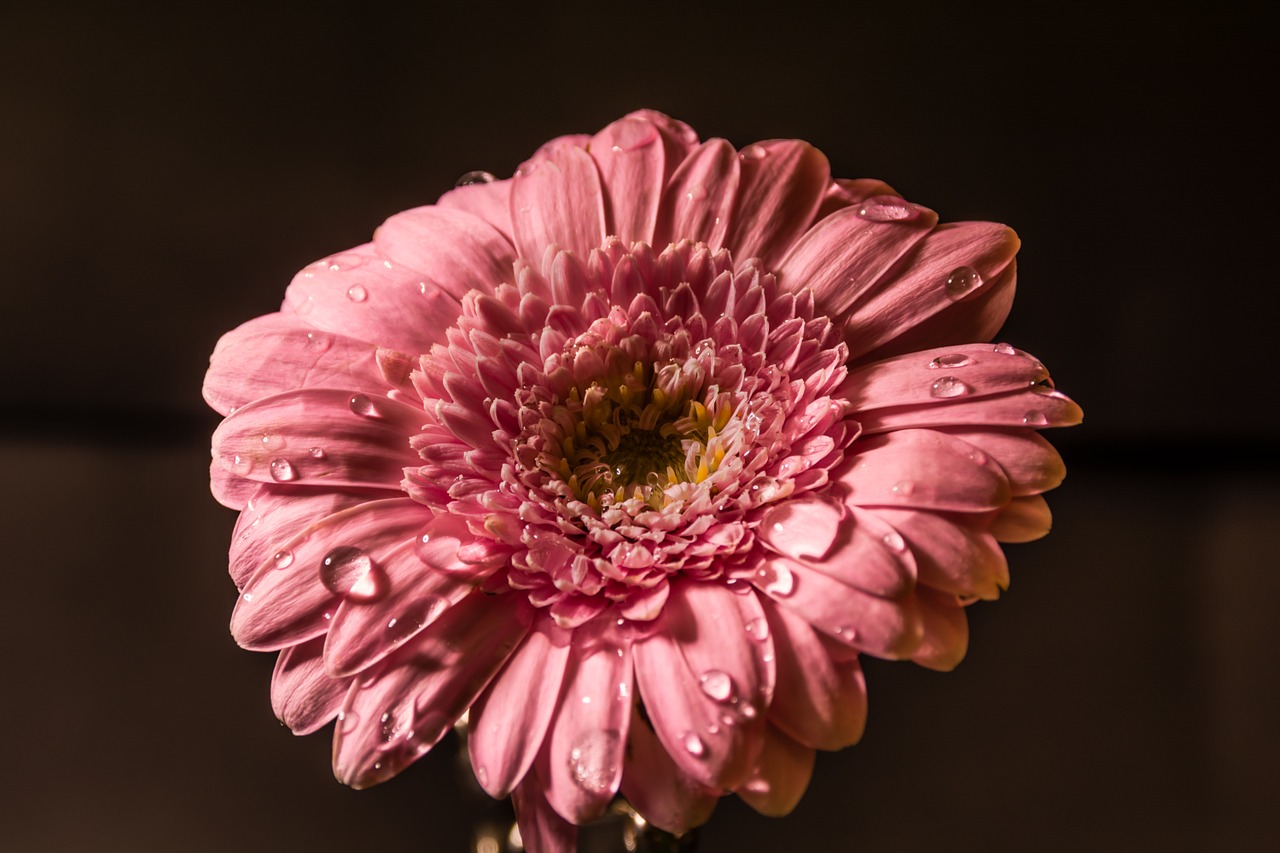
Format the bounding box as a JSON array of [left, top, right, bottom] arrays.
[[305, 331, 331, 352], [739, 144, 768, 161], [349, 394, 380, 418], [682, 732, 706, 757], [739, 703, 758, 720], [744, 616, 769, 641], [698, 670, 733, 702], [857, 195, 916, 222], [929, 353, 973, 369], [269, 458, 296, 482], [882, 531, 906, 552], [346, 283, 368, 302], [944, 266, 984, 300], [320, 546, 376, 598], [993, 342, 1017, 355], [1023, 410, 1049, 426], [930, 376, 970, 398], [891, 480, 916, 497], [567, 730, 620, 793], [386, 596, 447, 644], [261, 433, 284, 451], [308, 447, 326, 459], [968, 449, 989, 466], [230, 454, 253, 474], [755, 563, 795, 597], [273, 549, 294, 569], [455, 170, 496, 187]]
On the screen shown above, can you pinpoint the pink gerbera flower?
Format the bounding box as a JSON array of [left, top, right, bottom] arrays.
[[205, 110, 1080, 852]]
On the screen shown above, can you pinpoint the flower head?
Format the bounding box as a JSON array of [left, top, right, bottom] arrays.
[[205, 110, 1080, 851]]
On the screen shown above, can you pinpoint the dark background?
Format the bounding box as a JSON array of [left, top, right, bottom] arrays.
[[3, 2, 1276, 851]]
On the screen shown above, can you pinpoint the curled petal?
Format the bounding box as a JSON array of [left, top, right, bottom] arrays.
[[911, 585, 970, 671], [271, 637, 352, 735], [735, 724, 816, 817], [990, 494, 1054, 542], [725, 139, 830, 269], [512, 144, 606, 260], [653, 139, 739, 249], [590, 114, 668, 245], [512, 765, 579, 853], [619, 707, 720, 835]]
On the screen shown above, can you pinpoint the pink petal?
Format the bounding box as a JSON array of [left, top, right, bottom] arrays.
[[990, 494, 1054, 542], [652, 138, 740, 249], [911, 585, 970, 671], [724, 140, 830, 269], [632, 582, 770, 791], [590, 114, 668, 245], [333, 591, 529, 789], [872, 508, 1008, 600], [322, 535, 473, 677], [762, 601, 867, 750], [759, 556, 922, 660], [282, 243, 463, 355], [626, 109, 700, 160], [838, 429, 1012, 512], [210, 456, 263, 510], [735, 724, 816, 817], [855, 385, 1084, 434], [538, 619, 634, 823], [436, 178, 515, 241], [271, 637, 352, 735], [937, 427, 1066, 496], [210, 389, 423, 492], [469, 618, 572, 798], [229, 484, 393, 589], [231, 497, 426, 651], [619, 706, 720, 834], [840, 222, 1020, 361], [372, 205, 516, 300], [511, 144, 606, 260], [814, 177, 899, 220], [775, 203, 938, 317], [204, 313, 388, 416], [512, 766, 579, 853], [842, 344, 1050, 413]]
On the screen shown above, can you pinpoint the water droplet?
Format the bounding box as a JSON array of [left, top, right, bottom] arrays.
[[305, 331, 331, 351], [944, 266, 984, 300], [475, 766, 489, 788], [891, 480, 916, 497], [296, 295, 315, 315], [929, 353, 973, 369], [308, 447, 326, 459], [320, 546, 381, 600], [269, 458, 296, 482], [326, 252, 365, 271], [882, 531, 906, 552], [273, 549, 294, 569], [241, 591, 254, 603], [993, 342, 1017, 355], [682, 732, 706, 757], [380, 705, 412, 742], [567, 730, 620, 792], [744, 616, 769, 641], [230, 454, 253, 474], [857, 194, 917, 222], [929, 376, 970, 398], [261, 433, 284, 450], [1023, 410, 1049, 426], [346, 284, 368, 302], [833, 625, 858, 641], [698, 670, 733, 702], [739, 703, 758, 720], [349, 394, 380, 418], [968, 449, 989, 466], [755, 563, 795, 597], [739, 144, 768, 161], [455, 170, 496, 187]]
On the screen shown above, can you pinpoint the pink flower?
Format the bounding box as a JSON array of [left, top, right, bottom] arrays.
[[205, 110, 1080, 851]]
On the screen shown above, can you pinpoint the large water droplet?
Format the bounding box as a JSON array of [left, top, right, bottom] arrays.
[[944, 266, 984, 300], [929, 353, 973, 369], [682, 732, 706, 757], [739, 144, 768, 161], [993, 342, 1017, 355], [349, 394, 381, 418], [320, 546, 381, 600], [744, 616, 770, 641], [346, 284, 368, 302], [567, 730, 620, 792], [1023, 410, 1049, 426], [930, 376, 971, 398], [699, 670, 733, 702], [269, 458, 296, 482], [857, 195, 916, 222], [273, 549, 294, 569], [455, 170, 496, 187]]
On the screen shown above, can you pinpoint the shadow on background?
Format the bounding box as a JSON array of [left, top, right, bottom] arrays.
[[2, 3, 1275, 851]]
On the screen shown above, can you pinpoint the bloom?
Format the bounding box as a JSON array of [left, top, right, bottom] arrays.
[[205, 110, 1079, 851]]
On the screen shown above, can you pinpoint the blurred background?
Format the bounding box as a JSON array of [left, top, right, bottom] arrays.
[[3, 2, 1275, 851]]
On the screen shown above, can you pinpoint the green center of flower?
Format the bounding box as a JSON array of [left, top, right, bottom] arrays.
[[553, 359, 731, 511]]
